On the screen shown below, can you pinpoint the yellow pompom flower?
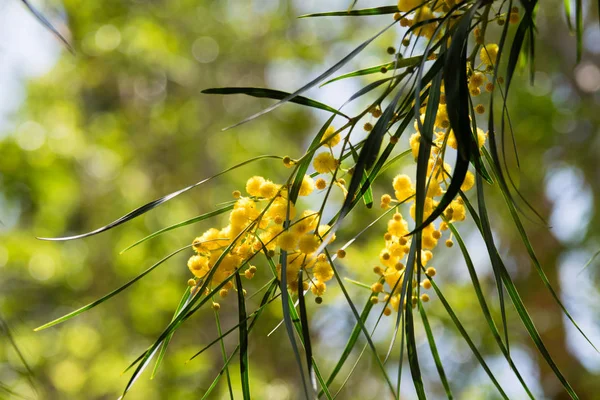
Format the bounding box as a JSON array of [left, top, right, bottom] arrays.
[[393, 174, 415, 201], [434, 104, 449, 129], [321, 126, 341, 148], [265, 197, 296, 221], [422, 223, 439, 249], [314, 259, 334, 282], [298, 234, 320, 254], [480, 43, 499, 66], [476, 127, 487, 148], [187, 255, 210, 278], [315, 178, 327, 190], [299, 175, 315, 196], [446, 129, 457, 150], [277, 230, 298, 252], [397, 0, 424, 12], [469, 72, 486, 88], [384, 267, 402, 294], [387, 216, 409, 237], [259, 180, 279, 198], [313, 152, 338, 174], [318, 224, 336, 243], [461, 171, 475, 191], [292, 210, 319, 234], [409, 133, 421, 159], [311, 281, 327, 296], [246, 176, 265, 196], [450, 200, 466, 221], [229, 207, 250, 228]]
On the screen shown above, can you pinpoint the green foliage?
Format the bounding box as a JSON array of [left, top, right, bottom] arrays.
[[2, 0, 600, 399]]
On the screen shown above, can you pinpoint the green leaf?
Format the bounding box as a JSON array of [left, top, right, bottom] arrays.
[[321, 56, 422, 86], [427, 278, 510, 399], [202, 87, 349, 119], [474, 171, 579, 398], [418, 303, 453, 399], [299, 6, 399, 18], [405, 295, 426, 399], [34, 245, 190, 331], [151, 287, 192, 379], [325, 250, 397, 398], [297, 270, 317, 392], [412, 2, 481, 233], [481, 148, 598, 354], [235, 273, 251, 399], [444, 217, 534, 398], [20, 0, 73, 53], [222, 20, 398, 131], [39, 155, 280, 241], [349, 143, 373, 208], [575, 0, 583, 61], [120, 205, 235, 254]]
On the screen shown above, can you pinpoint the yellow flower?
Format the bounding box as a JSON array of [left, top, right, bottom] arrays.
[[480, 43, 499, 66], [246, 176, 265, 196], [299, 175, 315, 196], [298, 234, 320, 254], [313, 152, 338, 174], [277, 230, 298, 252], [313, 259, 334, 282], [321, 126, 341, 148], [259, 180, 279, 198], [387, 216, 409, 237], [187, 255, 209, 278], [393, 174, 415, 201], [318, 224, 336, 243], [461, 171, 475, 191], [292, 210, 319, 234], [397, 0, 424, 12], [409, 133, 421, 160], [265, 197, 296, 221], [476, 127, 487, 148]]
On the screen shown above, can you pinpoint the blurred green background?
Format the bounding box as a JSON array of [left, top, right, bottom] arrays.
[[1, 0, 599, 399]]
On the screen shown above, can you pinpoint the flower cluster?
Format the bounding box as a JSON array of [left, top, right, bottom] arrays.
[[373, 92, 488, 314], [187, 126, 352, 306]]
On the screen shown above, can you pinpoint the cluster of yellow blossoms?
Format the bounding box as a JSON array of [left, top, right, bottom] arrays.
[[372, 85, 488, 314], [185, 1, 514, 311], [187, 127, 351, 307]]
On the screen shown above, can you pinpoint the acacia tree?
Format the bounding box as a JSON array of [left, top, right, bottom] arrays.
[[17, 0, 600, 398]]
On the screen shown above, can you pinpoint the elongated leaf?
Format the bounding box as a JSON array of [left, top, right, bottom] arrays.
[[20, 0, 73, 52], [342, 76, 397, 107], [222, 20, 398, 131], [35, 245, 190, 331], [201, 347, 238, 399], [235, 273, 251, 399], [202, 87, 349, 119], [427, 277, 509, 399], [299, 6, 399, 18], [474, 172, 578, 398], [121, 205, 234, 254], [151, 287, 192, 379], [326, 250, 397, 397], [481, 148, 598, 353], [216, 304, 235, 399], [406, 295, 426, 399], [348, 143, 373, 208], [297, 270, 317, 392], [418, 303, 453, 399], [575, 0, 583, 61], [322, 56, 421, 86], [39, 155, 280, 241], [445, 218, 534, 398]]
